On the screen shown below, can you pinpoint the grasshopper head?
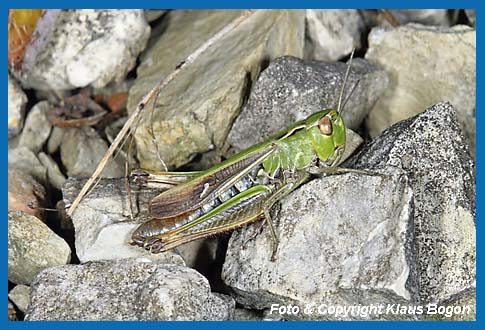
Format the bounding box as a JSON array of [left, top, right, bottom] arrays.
[[305, 109, 346, 167]]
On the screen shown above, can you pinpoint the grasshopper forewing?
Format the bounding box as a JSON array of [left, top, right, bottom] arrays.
[[131, 50, 357, 259]]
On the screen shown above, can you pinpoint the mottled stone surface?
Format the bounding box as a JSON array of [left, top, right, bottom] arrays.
[[37, 152, 66, 190], [227, 56, 388, 152], [8, 146, 47, 184], [60, 127, 124, 178], [8, 211, 71, 285], [15, 10, 150, 90], [365, 24, 476, 156], [223, 170, 416, 320], [18, 101, 52, 153], [348, 102, 475, 304], [8, 285, 30, 314], [26, 260, 235, 320], [305, 10, 364, 61], [8, 75, 28, 138]]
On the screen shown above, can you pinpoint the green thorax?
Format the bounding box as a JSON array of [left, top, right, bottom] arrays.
[[262, 129, 315, 174]]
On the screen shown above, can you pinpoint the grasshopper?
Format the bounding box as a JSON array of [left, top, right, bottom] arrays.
[[131, 51, 361, 259]]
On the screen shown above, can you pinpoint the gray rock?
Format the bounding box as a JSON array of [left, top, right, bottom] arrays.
[[365, 24, 476, 156], [8, 146, 47, 184], [62, 177, 184, 264], [8, 75, 28, 139], [127, 10, 305, 169], [360, 10, 455, 29], [60, 127, 124, 178], [15, 10, 150, 90], [347, 102, 475, 304], [388, 10, 454, 26], [8, 285, 30, 314], [19, 101, 52, 153], [8, 211, 71, 285], [305, 10, 364, 61], [424, 288, 475, 320], [38, 152, 66, 190], [46, 126, 65, 154], [465, 9, 476, 27], [227, 56, 388, 152], [26, 260, 235, 320], [223, 170, 416, 320], [233, 307, 265, 320]]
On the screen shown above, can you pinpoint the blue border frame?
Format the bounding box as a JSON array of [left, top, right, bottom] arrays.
[[3, 1, 480, 329]]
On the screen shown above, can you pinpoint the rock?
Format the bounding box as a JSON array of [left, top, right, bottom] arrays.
[[8, 285, 30, 314], [465, 9, 475, 27], [127, 10, 305, 169], [8, 146, 47, 184], [15, 10, 150, 90], [62, 177, 184, 264], [46, 126, 64, 154], [360, 10, 456, 29], [365, 24, 476, 156], [60, 127, 124, 178], [8, 168, 46, 219], [26, 260, 235, 320], [38, 152, 66, 190], [233, 308, 265, 320], [18, 101, 52, 153], [144, 10, 166, 22], [8, 75, 28, 139], [424, 288, 475, 320], [347, 102, 475, 304], [227, 56, 388, 152], [222, 169, 416, 320], [305, 10, 364, 61], [388, 10, 454, 26], [8, 211, 71, 285]]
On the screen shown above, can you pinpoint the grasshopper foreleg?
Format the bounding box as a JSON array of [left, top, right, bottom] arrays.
[[308, 166, 385, 178]]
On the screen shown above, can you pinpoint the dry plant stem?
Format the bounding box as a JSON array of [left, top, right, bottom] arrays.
[[67, 9, 257, 217], [381, 9, 400, 27]]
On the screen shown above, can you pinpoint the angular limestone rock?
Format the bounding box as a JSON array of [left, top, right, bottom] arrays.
[[348, 102, 475, 304], [223, 170, 416, 320], [15, 10, 150, 90], [26, 260, 235, 320], [365, 24, 476, 156], [8, 211, 71, 285]]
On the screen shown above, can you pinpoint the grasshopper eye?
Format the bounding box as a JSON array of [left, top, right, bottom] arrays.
[[318, 116, 333, 135]]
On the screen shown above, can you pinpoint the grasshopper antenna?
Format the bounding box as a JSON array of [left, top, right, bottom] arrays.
[[337, 48, 355, 118]]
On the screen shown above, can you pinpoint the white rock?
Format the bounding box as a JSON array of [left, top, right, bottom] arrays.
[[306, 10, 364, 61], [365, 24, 476, 156], [18, 101, 52, 153], [8, 75, 28, 138], [17, 10, 150, 90]]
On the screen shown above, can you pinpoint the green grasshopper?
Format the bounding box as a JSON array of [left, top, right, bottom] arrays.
[[131, 51, 360, 259]]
